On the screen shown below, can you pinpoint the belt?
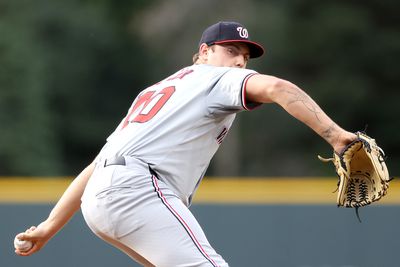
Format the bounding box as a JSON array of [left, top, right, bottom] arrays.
[[104, 156, 126, 167], [103, 156, 158, 179]]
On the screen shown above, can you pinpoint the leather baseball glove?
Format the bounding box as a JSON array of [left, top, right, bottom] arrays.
[[318, 131, 392, 221]]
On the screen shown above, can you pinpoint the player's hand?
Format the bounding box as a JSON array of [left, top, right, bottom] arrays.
[[15, 222, 52, 256], [333, 131, 357, 154]]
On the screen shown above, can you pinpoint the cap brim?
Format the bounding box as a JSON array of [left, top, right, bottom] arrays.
[[214, 40, 265, 58]]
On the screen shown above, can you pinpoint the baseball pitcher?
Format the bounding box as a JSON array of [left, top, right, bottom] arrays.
[[15, 21, 370, 267]]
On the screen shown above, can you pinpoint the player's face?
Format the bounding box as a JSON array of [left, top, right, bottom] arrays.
[[206, 43, 250, 68]]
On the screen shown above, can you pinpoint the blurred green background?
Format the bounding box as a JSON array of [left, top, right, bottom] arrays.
[[1, 0, 399, 177]]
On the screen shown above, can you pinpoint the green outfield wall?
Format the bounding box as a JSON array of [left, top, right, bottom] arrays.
[[1, 178, 399, 267]]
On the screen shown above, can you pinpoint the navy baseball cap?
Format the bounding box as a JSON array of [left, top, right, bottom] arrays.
[[199, 21, 265, 58]]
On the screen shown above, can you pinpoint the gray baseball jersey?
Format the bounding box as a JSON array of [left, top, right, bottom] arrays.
[[82, 64, 261, 266], [97, 64, 259, 206]]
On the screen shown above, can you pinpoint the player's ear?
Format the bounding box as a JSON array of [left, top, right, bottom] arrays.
[[198, 43, 209, 62]]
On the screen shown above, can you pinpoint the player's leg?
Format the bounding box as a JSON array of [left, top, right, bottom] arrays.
[[82, 163, 228, 266], [96, 230, 155, 267], [81, 194, 154, 266], [114, 175, 229, 267]]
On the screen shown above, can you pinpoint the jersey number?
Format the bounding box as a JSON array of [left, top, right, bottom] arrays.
[[122, 86, 175, 128]]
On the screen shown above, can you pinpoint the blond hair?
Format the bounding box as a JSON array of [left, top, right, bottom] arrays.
[[192, 45, 215, 64], [192, 52, 200, 64]]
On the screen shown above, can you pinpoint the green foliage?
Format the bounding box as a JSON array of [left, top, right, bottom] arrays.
[[0, 0, 153, 175], [238, 0, 400, 176], [0, 0, 398, 176]]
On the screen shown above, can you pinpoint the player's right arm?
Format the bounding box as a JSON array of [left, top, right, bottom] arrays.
[[15, 161, 96, 256], [245, 74, 356, 153]]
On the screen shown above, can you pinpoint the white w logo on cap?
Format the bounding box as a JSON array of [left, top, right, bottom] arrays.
[[236, 27, 249, 38]]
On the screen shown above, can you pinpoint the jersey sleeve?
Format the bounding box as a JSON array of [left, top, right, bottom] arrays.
[[206, 68, 262, 116]]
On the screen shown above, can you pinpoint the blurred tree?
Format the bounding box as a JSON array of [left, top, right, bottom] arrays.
[[237, 0, 400, 176], [0, 0, 398, 176], [0, 0, 154, 175]]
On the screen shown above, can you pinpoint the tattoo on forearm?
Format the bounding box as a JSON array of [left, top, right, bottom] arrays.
[[323, 123, 343, 148], [283, 87, 342, 146], [321, 123, 337, 140], [284, 89, 322, 122]]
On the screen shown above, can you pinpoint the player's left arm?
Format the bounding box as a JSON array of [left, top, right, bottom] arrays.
[[245, 74, 356, 153], [15, 161, 96, 256]]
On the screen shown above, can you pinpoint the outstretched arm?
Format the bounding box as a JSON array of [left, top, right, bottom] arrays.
[[15, 161, 96, 256], [246, 74, 356, 153]]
